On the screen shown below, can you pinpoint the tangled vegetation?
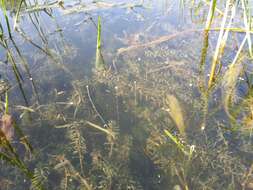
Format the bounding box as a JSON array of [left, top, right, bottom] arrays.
[[0, 0, 253, 190]]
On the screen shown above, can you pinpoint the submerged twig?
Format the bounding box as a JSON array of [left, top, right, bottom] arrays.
[[86, 85, 107, 127], [85, 121, 115, 139]]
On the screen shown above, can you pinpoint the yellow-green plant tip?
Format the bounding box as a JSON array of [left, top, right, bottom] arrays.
[[5, 91, 9, 114]]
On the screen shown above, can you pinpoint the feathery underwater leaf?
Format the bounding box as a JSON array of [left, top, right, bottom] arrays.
[[66, 123, 86, 175], [31, 167, 48, 190], [221, 36, 247, 122], [165, 95, 186, 137]]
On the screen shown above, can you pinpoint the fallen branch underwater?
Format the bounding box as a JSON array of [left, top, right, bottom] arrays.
[[116, 27, 253, 55], [116, 29, 199, 55]]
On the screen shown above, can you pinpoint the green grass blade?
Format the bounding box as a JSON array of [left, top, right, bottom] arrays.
[[164, 129, 189, 156], [5, 91, 8, 114], [205, 0, 217, 30], [95, 16, 105, 70], [14, 0, 24, 30], [1, 0, 13, 39], [208, 0, 233, 88], [242, 0, 253, 58]]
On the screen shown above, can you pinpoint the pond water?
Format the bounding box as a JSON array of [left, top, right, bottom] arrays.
[[0, 0, 253, 189]]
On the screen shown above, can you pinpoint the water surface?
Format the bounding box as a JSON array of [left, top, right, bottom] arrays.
[[0, 1, 253, 189]]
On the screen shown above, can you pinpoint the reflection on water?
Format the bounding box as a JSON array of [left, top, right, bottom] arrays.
[[0, 0, 253, 189]]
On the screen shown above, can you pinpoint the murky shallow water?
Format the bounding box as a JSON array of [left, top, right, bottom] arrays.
[[0, 0, 253, 189]]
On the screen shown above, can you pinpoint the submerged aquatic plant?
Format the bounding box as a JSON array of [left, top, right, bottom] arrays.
[[0, 125, 40, 189], [165, 95, 186, 137], [1, 0, 253, 189], [67, 123, 86, 175], [221, 36, 247, 125], [0, 91, 37, 189], [54, 155, 92, 190]]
